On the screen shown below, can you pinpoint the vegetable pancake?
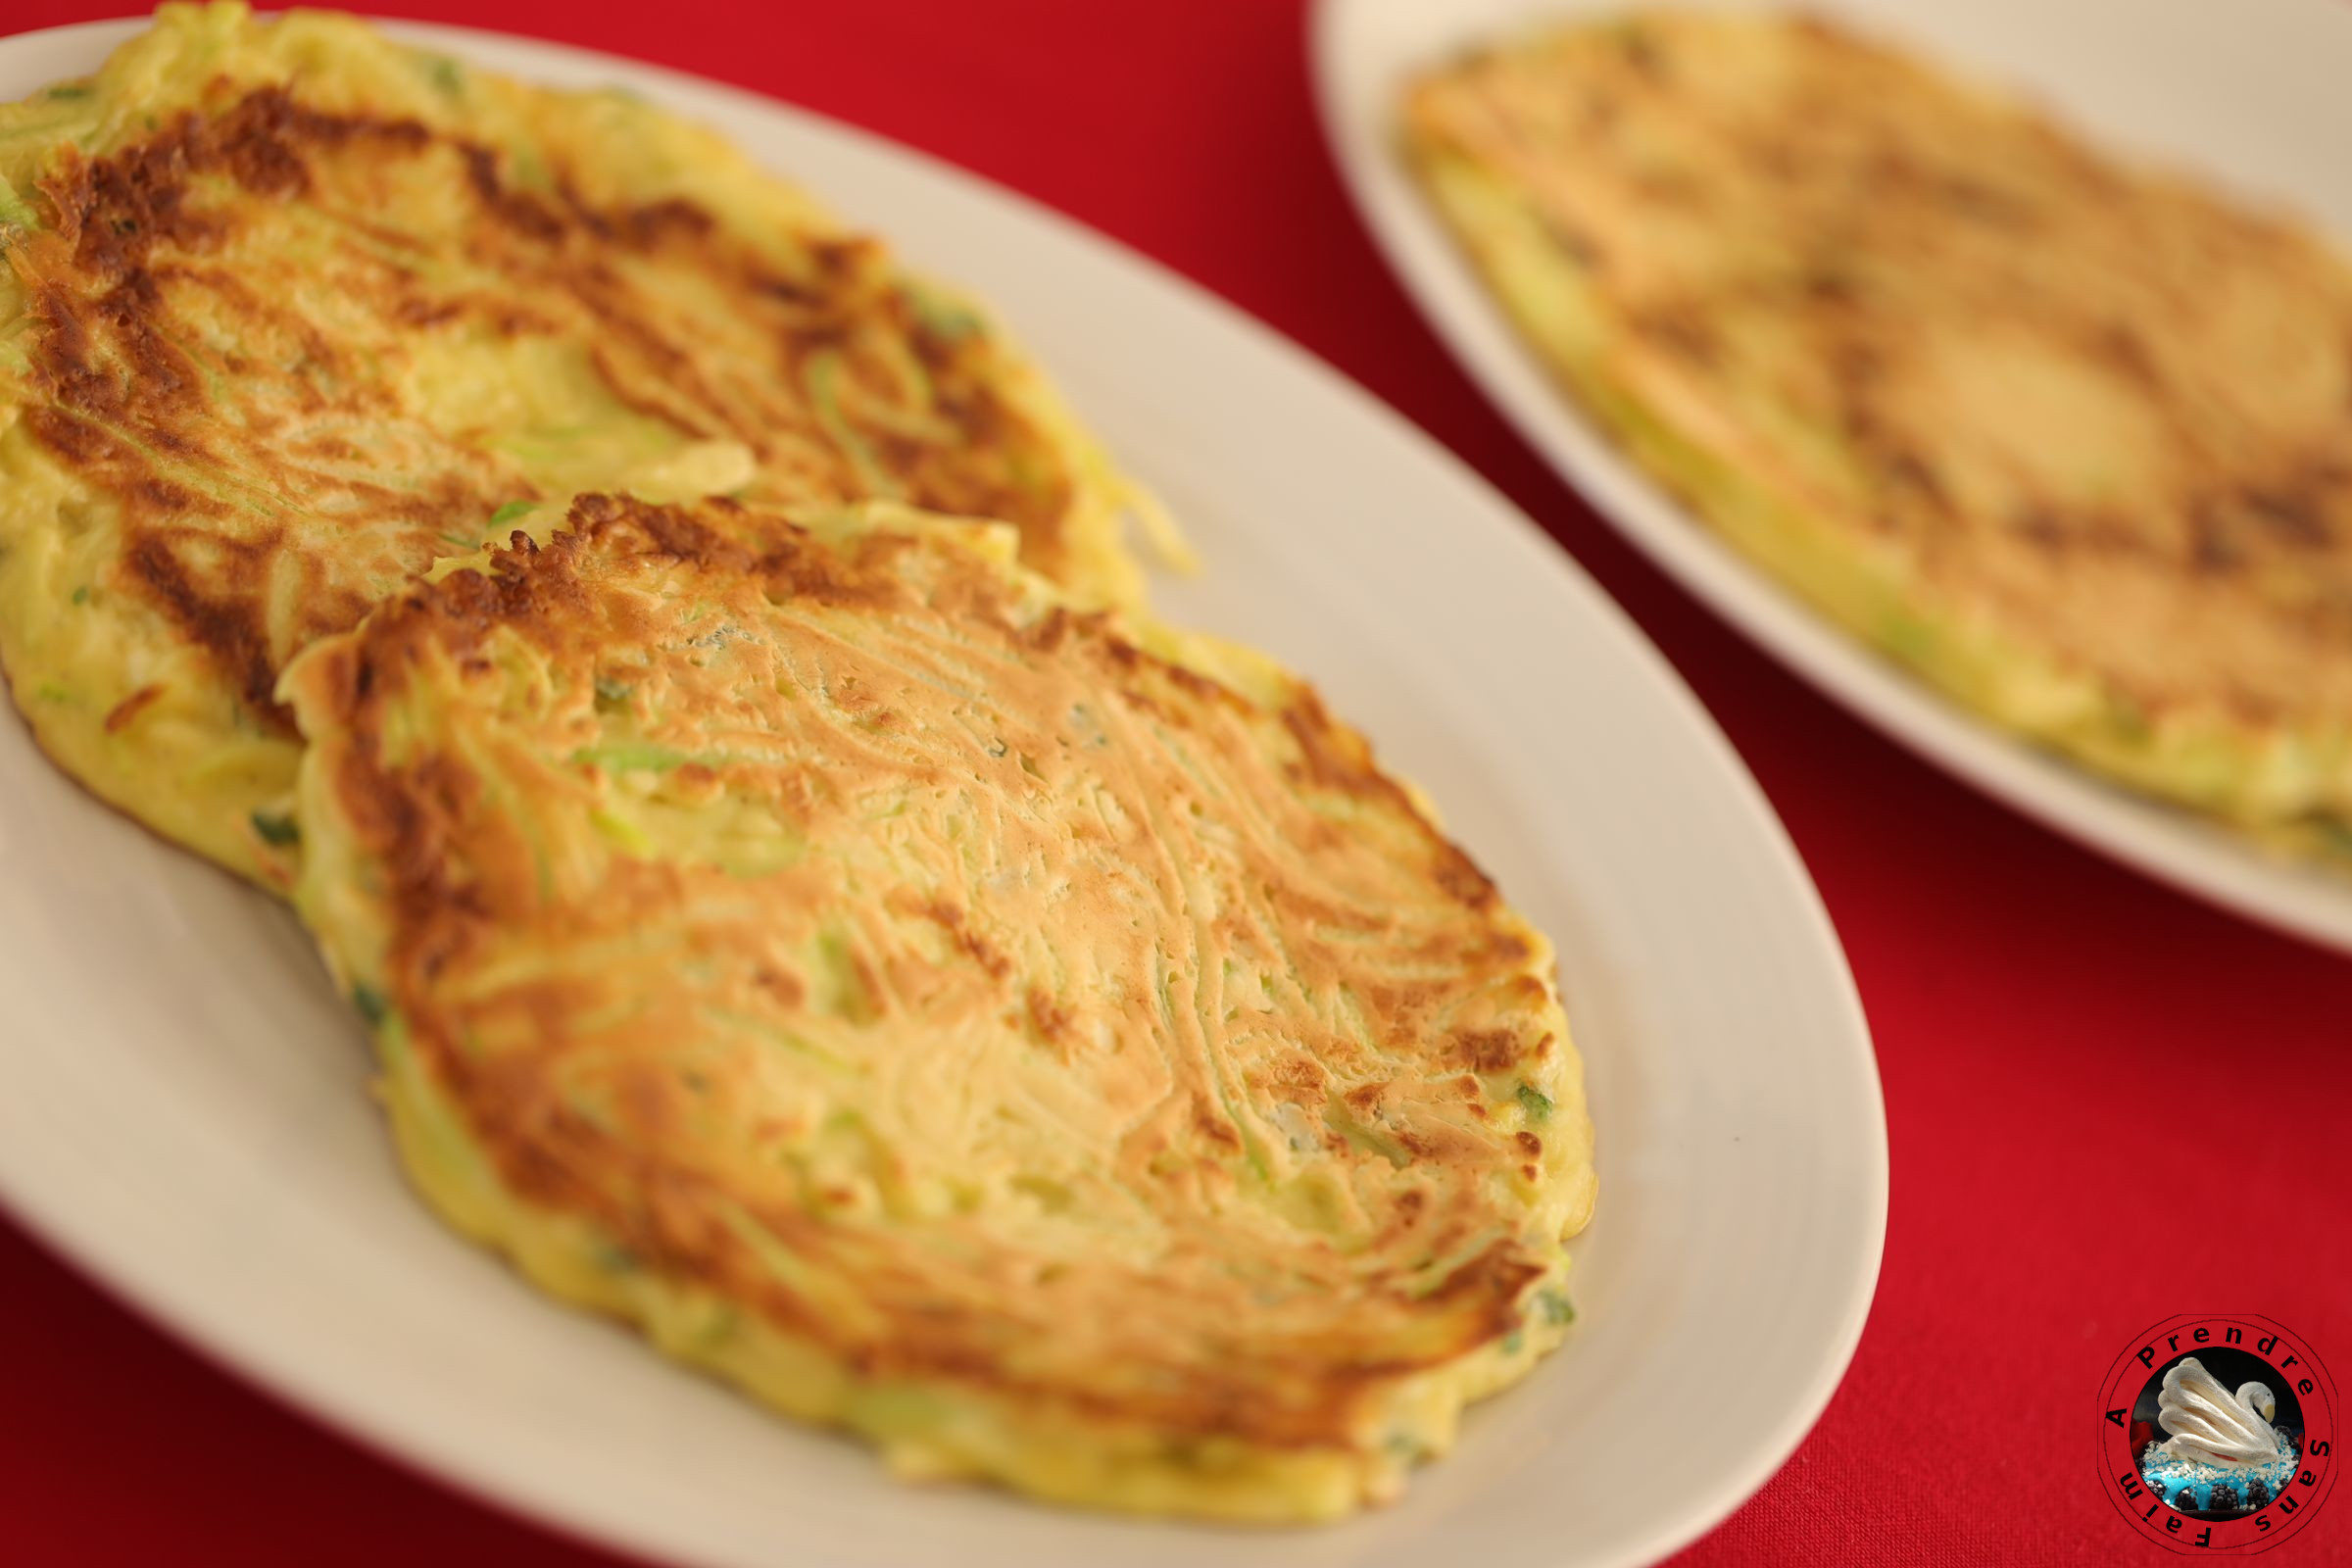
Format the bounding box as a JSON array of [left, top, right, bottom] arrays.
[[1406, 12, 2352, 858], [282, 494, 1596, 1522], [0, 3, 1165, 887]]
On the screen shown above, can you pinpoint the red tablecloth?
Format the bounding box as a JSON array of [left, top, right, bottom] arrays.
[[4, 2, 2347, 1563]]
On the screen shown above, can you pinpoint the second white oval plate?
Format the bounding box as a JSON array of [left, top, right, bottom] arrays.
[[1315, 0, 2352, 955], [0, 18, 1884, 1568]]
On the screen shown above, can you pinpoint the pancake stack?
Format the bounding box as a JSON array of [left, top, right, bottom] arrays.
[[0, 4, 1596, 1521], [0, 0, 1163, 885]]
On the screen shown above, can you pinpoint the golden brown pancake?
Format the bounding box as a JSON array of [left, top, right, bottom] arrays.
[[1407, 11, 2352, 856], [282, 494, 1596, 1521]]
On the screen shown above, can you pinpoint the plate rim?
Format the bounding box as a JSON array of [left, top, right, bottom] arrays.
[[0, 15, 1887, 1568], [1308, 0, 2352, 957]]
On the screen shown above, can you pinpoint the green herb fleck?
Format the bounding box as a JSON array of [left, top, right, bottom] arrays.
[[691, 1302, 740, 1349], [592, 675, 633, 706], [351, 983, 391, 1029], [1501, 1330, 1525, 1355], [805, 350, 902, 500], [0, 174, 40, 232], [587, 808, 655, 857], [249, 809, 300, 848], [44, 83, 93, 100], [2108, 694, 2151, 743], [70, 585, 89, 606], [1881, 609, 1938, 666], [573, 741, 692, 773], [489, 500, 538, 528], [1515, 1083, 1554, 1122], [1536, 1288, 1576, 1326], [906, 285, 983, 342], [1004, 445, 1049, 499], [506, 146, 551, 191], [34, 682, 68, 704], [424, 56, 464, 97], [2315, 818, 2352, 862]]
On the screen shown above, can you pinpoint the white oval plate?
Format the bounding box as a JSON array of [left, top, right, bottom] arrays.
[[0, 20, 1884, 1568], [1314, 0, 2352, 955]]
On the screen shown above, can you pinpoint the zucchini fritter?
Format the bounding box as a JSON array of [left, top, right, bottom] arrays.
[[0, 3, 1158, 886], [282, 496, 1596, 1521], [1407, 12, 2352, 856]]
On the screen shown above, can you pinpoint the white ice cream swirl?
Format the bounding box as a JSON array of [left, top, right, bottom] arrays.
[[2152, 1357, 2284, 1468]]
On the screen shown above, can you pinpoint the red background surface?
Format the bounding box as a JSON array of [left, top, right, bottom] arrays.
[[3, 2, 2347, 1563]]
